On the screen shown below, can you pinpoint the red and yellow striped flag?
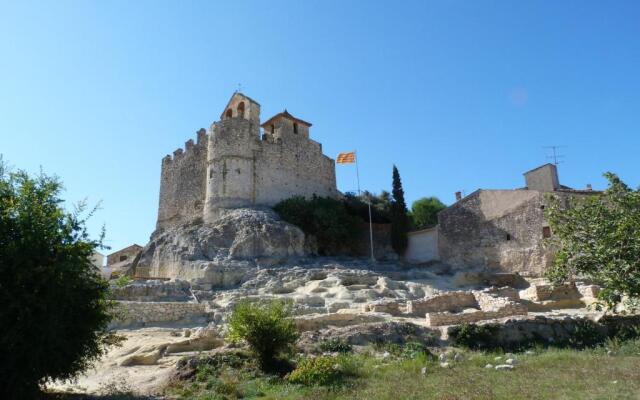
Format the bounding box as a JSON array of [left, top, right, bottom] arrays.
[[336, 151, 356, 164]]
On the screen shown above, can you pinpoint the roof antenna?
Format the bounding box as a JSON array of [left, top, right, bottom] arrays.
[[543, 145, 566, 165], [236, 83, 243, 93]]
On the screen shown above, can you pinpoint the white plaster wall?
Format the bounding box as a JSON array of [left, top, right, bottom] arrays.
[[405, 228, 439, 263]]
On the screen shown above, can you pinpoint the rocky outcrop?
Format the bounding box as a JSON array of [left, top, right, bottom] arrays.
[[133, 208, 306, 284]]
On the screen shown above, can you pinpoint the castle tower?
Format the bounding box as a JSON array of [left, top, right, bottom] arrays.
[[260, 109, 312, 141], [203, 93, 261, 222]]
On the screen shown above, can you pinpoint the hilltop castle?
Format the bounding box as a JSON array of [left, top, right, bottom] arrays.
[[156, 93, 338, 229]]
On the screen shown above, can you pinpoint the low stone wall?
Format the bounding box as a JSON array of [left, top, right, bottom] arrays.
[[426, 302, 527, 326], [294, 312, 387, 332], [406, 292, 478, 316], [110, 301, 212, 329], [361, 300, 402, 315], [446, 314, 640, 348], [521, 283, 581, 302], [110, 280, 192, 302]]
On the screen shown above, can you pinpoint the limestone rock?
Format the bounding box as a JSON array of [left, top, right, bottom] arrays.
[[495, 364, 514, 371], [134, 208, 306, 283]]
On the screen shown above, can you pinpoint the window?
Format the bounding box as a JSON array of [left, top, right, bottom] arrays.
[[209, 169, 214, 179], [506, 234, 511, 241], [119, 255, 128, 262], [237, 102, 245, 118], [225, 109, 233, 119], [543, 226, 552, 238], [270, 124, 275, 134], [293, 122, 298, 134]]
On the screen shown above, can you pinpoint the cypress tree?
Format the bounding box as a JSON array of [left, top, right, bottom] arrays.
[[390, 165, 409, 254]]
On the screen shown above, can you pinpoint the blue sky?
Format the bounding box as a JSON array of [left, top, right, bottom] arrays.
[[1, 1, 639, 253]]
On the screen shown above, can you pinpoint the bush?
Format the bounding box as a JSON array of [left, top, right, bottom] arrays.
[[0, 163, 116, 398], [227, 300, 298, 371], [114, 275, 133, 287], [449, 323, 500, 350], [274, 196, 361, 255], [288, 356, 352, 386], [318, 338, 353, 353]]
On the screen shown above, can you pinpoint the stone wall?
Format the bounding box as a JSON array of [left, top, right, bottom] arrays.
[[109, 280, 192, 302], [446, 314, 640, 348], [110, 301, 212, 329], [406, 291, 478, 316], [438, 189, 554, 276], [405, 227, 439, 264], [422, 291, 527, 327], [157, 129, 208, 229]]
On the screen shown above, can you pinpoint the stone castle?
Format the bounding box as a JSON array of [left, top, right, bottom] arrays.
[[156, 93, 338, 229]]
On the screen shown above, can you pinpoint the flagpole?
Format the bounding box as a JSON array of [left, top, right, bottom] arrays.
[[354, 150, 375, 262]]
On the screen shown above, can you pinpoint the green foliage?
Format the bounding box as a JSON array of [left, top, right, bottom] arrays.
[[342, 191, 391, 223], [0, 161, 115, 398], [227, 299, 298, 371], [567, 319, 607, 349], [449, 323, 501, 350], [318, 338, 353, 353], [390, 165, 409, 255], [544, 172, 640, 308], [410, 196, 446, 229], [273, 196, 361, 255], [114, 275, 133, 287], [288, 356, 359, 386]]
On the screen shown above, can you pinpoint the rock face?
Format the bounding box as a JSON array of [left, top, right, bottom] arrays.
[[134, 208, 306, 283]]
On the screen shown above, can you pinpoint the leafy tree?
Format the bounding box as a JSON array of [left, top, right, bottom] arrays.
[[274, 196, 360, 255], [390, 165, 410, 254], [343, 191, 391, 223], [0, 161, 116, 398], [545, 172, 640, 309], [227, 299, 298, 371], [410, 197, 446, 229]]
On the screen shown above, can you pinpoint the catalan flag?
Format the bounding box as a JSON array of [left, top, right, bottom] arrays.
[[336, 151, 356, 164]]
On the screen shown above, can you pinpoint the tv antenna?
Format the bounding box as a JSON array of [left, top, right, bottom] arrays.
[[543, 145, 566, 165]]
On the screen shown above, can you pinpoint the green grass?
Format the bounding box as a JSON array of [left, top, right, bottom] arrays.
[[166, 339, 640, 400]]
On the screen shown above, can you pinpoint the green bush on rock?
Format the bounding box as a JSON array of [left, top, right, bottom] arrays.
[[227, 299, 298, 371]]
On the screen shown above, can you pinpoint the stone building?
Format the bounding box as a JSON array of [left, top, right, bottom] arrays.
[[107, 244, 143, 276], [436, 163, 598, 276], [156, 92, 338, 229]]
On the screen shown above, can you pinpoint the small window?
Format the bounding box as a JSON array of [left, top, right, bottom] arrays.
[[209, 169, 214, 179], [506, 234, 511, 241], [119, 255, 128, 262], [237, 101, 245, 118], [293, 122, 298, 134], [543, 226, 552, 238], [540, 205, 545, 210], [270, 124, 275, 134], [225, 109, 233, 119]]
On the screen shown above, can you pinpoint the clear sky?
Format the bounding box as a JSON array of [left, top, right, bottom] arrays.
[[1, 1, 639, 254]]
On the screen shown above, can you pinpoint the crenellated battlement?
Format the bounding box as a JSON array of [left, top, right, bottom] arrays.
[[157, 92, 337, 229], [161, 129, 210, 164]]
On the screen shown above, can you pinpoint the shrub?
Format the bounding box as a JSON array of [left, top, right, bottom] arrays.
[[274, 196, 361, 255], [567, 319, 607, 349], [449, 323, 500, 350], [227, 299, 298, 371], [114, 275, 133, 287], [0, 163, 116, 398], [318, 338, 353, 353], [288, 356, 346, 386]]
